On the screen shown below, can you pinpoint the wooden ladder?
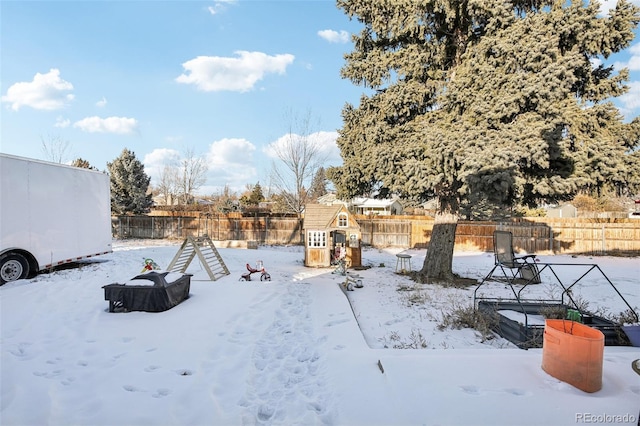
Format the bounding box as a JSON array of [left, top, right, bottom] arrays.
[[167, 236, 230, 281]]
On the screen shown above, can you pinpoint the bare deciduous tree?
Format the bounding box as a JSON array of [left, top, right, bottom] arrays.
[[179, 147, 208, 205], [156, 164, 181, 205], [41, 133, 71, 164], [151, 147, 208, 206], [270, 110, 327, 217]]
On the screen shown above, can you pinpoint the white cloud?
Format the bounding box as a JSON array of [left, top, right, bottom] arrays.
[[600, 0, 640, 16], [625, 43, 640, 71], [614, 42, 640, 71], [619, 81, 640, 111], [54, 116, 71, 128], [203, 138, 258, 192], [264, 131, 341, 164], [73, 116, 138, 134], [598, 0, 640, 15], [1, 68, 74, 111], [144, 139, 259, 194], [144, 148, 181, 168], [175, 51, 295, 92], [143, 148, 182, 185], [207, 137, 256, 166], [599, 0, 618, 15], [207, 0, 236, 15], [318, 29, 350, 44], [96, 97, 108, 107]]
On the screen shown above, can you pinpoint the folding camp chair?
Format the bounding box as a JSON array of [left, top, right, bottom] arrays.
[[490, 230, 541, 284]]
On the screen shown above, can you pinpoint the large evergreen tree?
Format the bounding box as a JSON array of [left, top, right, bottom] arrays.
[[107, 148, 153, 215], [329, 0, 640, 282]]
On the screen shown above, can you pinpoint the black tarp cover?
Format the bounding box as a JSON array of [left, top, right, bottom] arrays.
[[103, 271, 191, 312]]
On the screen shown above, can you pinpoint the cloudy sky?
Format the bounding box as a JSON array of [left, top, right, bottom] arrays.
[[2, 0, 639, 195]]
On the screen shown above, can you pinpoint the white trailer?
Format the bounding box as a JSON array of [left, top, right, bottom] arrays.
[[0, 153, 113, 284]]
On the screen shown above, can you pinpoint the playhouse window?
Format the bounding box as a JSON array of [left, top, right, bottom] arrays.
[[337, 212, 348, 227], [308, 231, 326, 247]]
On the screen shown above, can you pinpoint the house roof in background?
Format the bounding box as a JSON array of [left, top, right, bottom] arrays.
[[353, 198, 400, 208]]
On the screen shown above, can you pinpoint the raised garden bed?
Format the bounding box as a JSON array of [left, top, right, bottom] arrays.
[[477, 300, 630, 349]]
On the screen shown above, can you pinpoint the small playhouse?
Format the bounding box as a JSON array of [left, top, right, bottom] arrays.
[[302, 204, 362, 268]]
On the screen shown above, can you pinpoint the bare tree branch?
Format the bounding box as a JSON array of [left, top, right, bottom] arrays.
[[40, 133, 71, 164], [180, 147, 208, 205], [157, 165, 181, 205], [270, 109, 328, 216]]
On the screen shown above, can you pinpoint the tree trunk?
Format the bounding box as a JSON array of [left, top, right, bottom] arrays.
[[419, 212, 458, 283]]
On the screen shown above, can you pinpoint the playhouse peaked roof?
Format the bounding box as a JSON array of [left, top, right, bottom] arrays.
[[303, 204, 350, 229]]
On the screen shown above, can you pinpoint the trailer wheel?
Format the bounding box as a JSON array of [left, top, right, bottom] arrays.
[[0, 253, 30, 285]]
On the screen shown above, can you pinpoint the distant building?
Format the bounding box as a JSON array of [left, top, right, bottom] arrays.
[[352, 198, 403, 216], [316, 193, 404, 216], [316, 193, 346, 207], [546, 204, 577, 218], [630, 199, 640, 219]]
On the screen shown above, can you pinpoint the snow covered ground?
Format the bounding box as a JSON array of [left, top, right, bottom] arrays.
[[1, 240, 639, 426]]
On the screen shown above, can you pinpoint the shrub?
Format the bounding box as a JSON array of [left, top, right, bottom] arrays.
[[383, 329, 428, 349], [437, 304, 498, 342]]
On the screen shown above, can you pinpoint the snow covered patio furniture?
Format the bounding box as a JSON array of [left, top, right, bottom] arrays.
[[103, 271, 191, 312], [484, 230, 541, 285]]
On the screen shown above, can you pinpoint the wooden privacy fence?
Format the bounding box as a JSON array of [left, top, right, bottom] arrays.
[[112, 215, 303, 245], [112, 215, 640, 255], [402, 217, 639, 255]]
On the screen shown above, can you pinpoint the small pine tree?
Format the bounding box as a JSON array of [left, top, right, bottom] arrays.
[[107, 148, 153, 215], [309, 167, 328, 202], [239, 182, 265, 208], [248, 182, 265, 205]]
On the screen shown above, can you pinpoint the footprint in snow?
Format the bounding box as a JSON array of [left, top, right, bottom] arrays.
[[324, 319, 350, 327], [239, 284, 334, 424], [152, 388, 171, 398], [33, 369, 63, 379], [460, 385, 481, 395], [461, 385, 530, 397], [61, 377, 75, 386], [504, 388, 530, 396]]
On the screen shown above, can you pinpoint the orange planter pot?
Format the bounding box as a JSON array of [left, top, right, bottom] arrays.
[[541, 319, 605, 393]]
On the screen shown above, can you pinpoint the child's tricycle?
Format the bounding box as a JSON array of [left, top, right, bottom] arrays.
[[239, 260, 271, 281]]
